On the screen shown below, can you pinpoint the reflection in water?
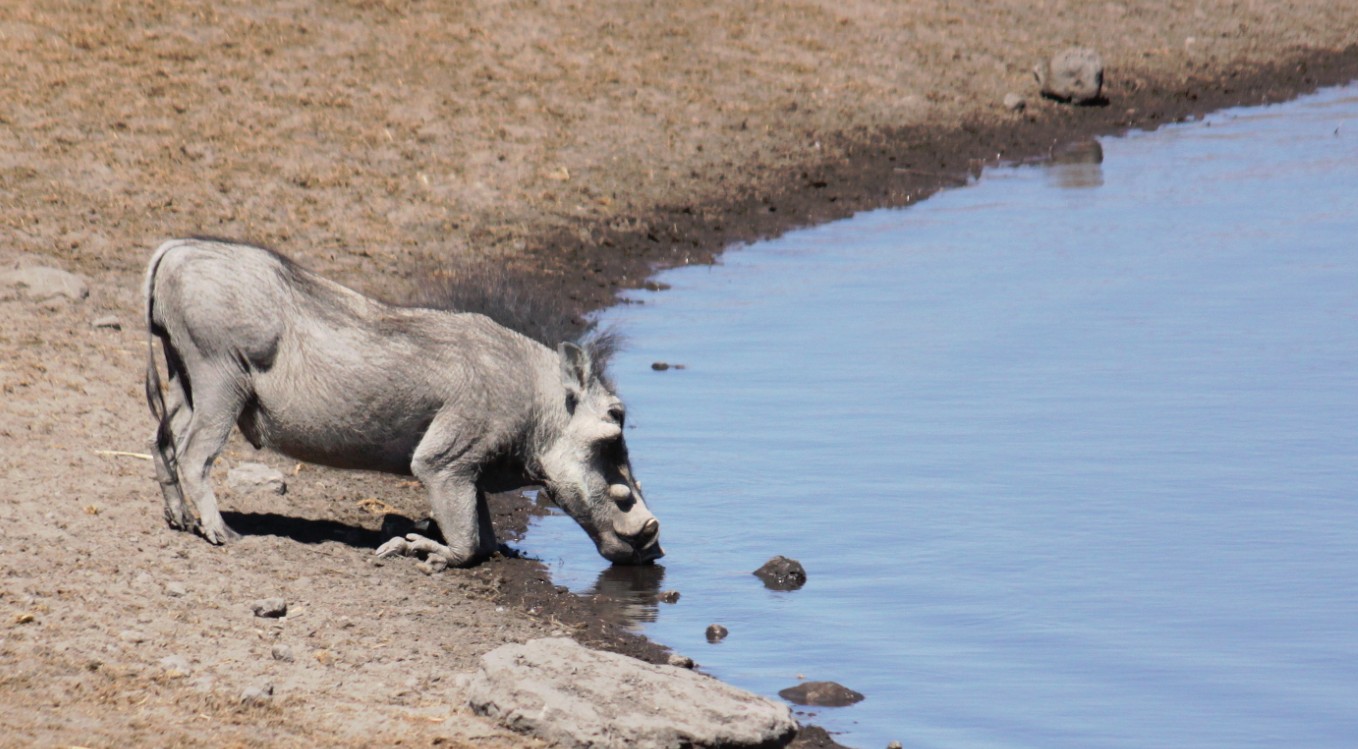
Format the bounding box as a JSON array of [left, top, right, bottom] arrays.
[[587, 562, 668, 628], [1046, 138, 1104, 188]]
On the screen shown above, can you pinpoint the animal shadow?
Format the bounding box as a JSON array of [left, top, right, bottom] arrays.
[[221, 511, 394, 549]]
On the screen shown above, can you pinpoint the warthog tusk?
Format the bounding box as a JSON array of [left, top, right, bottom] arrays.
[[608, 483, 632, 501]]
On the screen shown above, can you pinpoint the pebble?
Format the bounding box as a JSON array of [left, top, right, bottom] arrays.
[[667, 653, 696, 669], [240, 682, 275, 705], [228, 462, 288, 496], [118, 629, 148, 644], [159, 654, 191, 676], [165, 581, 187, 598], [705, 623, 729, 642], [888, 742, 904, 749], [271, 643, 295, 662], [91, 315, 122, 330], [659, 589, 681, 604], [251, 597, 288, 618], [1003, 92, 1027, 112]]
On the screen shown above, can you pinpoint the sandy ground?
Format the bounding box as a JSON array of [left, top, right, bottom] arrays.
[[2, 1, 1357, 746]]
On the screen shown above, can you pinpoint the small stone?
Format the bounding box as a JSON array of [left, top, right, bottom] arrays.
[[659, 589, 681, 604], [251, 597, 288, 618], [651, 362, 671, 371], [705, 623, 729, 642], [1003, 92, 1027, 112], [271, 644, 295, 662], [1034, 47, 1104, 104], [91, 315, 122, 330], [165, 581, 188, 598], [119, 629, 148, 644], [753, 556, 807, 591], [667, 653, 695, 669], [888, 742, 904, 749], [240, 683, 274, 705], [777, 680, 865, 707], [228, 462, 287, 495], [159, 654, 191, 676]]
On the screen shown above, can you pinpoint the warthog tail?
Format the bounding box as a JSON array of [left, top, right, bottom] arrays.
[[143, 241, 181, 476]]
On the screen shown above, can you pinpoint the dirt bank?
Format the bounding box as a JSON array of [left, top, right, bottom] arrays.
[[2, 1, 1356, 746]]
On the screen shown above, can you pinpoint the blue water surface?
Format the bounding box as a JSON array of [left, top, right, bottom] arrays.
[[524, 85, 1358, 749]]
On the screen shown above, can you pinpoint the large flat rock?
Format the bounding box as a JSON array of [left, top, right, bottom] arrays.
[[467, 638, 797, 749]]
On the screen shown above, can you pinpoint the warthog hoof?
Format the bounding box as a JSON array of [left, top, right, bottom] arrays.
[[199, 520, 241, 545], [375, 533, 471, 571]]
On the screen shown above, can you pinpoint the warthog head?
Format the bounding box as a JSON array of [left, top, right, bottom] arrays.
[[539, 342, 662, 565]]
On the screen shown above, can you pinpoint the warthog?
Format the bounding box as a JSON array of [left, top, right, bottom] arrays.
[[144, 238, 661, 568]]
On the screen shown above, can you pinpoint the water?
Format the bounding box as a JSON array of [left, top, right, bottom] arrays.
[[521, 85, 1358, 748]]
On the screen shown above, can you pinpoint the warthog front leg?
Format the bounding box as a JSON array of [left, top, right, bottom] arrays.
[[374, 474, 497, 571]]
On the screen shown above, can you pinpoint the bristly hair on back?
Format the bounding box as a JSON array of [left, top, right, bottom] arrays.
[[405, 261, 623, 375]]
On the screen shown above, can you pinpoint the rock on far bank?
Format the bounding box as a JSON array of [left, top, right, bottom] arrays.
[[1034, 47, 1104, 104], [467, 637, 797, 749]]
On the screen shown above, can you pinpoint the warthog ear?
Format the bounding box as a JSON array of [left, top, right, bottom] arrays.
[[558, 342, 593, 392]]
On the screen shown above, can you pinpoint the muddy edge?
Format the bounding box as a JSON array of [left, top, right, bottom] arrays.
[[478, 47, 1358, 666]]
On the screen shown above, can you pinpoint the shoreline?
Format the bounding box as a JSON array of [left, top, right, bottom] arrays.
[[502, 46, 1358, 328], [2, 1, 1356, 744]]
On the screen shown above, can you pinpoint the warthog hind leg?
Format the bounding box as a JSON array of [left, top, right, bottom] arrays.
[[149, 354, 196, 529], [173, 381, 245, 545]]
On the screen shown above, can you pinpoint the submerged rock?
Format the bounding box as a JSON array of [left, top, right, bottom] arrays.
[[753, 555, 807, 591], [777, 680, 865, 707], [705, 623, 729, 642], [467, 637, 796, 748]]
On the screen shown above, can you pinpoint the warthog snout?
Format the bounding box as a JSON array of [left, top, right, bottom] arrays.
[[605, 513, 662, 564], [619, 517, 659, 546]]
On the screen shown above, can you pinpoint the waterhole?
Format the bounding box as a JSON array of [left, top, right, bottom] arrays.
[[524, 85, 1358, 749]]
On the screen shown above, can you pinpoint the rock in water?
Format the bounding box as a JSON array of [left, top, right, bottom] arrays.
[[228, 462, 287, 495], [468, 638, 797, 749], [705, 623, 730, 642], [777, 680, 865, 707], [1034, 47, 1104, 104], [753, 555, 807, 591]]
